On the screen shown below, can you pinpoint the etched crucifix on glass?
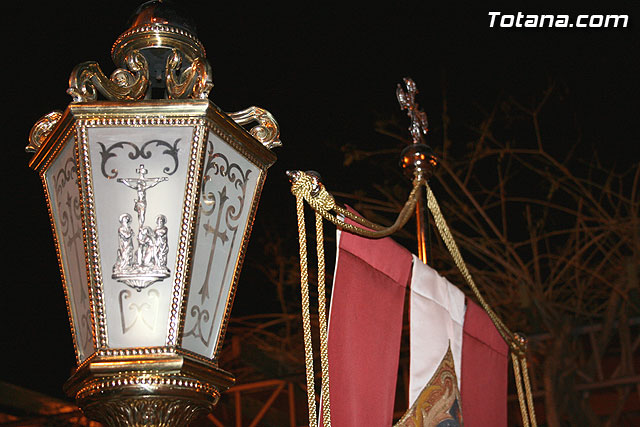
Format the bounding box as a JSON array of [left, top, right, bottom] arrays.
[[112, 164, 170, 291]]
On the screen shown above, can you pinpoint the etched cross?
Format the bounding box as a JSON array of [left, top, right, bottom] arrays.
[[198, 186, 230, 304]]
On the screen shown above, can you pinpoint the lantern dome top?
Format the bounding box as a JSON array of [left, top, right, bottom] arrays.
[[111, 0, 206, 76], [127, 0, 198, 35]]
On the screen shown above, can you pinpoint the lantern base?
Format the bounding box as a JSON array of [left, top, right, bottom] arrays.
[[64, 352, 234, 426], [81, 394, 212, 427]]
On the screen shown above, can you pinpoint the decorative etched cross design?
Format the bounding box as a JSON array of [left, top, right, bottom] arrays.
[[183, 147, 252, 350], [112, 164, 170, 291], [198, 186, 230, 303]]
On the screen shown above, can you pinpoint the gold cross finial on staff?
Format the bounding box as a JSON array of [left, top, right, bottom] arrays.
[[396, 77, 429, 145], [396, 77, 435, 264]]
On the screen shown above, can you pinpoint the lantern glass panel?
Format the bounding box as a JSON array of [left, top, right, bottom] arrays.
[[45, 135, 95, 361], [182, 132, 262, 359], [85, 125, 195, 348]]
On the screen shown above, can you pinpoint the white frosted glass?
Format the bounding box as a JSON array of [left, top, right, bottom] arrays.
[[182, 134, 260, 358], [45, 137, 94, 361], [87, 126, 194, 348]]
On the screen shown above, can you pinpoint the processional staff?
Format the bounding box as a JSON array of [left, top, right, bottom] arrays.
[[397, 77, 437, 264]]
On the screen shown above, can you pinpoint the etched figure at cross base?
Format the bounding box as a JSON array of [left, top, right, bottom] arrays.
[[136, 225, 156, 268], [112, 163, 171, 291], [114, 213, 134, 271], [154, 214, 169, 269]]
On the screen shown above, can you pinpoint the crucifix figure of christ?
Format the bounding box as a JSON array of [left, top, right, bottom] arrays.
[[117, 164, 168, 228]]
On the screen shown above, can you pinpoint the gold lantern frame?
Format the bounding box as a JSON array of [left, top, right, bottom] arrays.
[[28, 99, 277, 424], [26, 3, 280, 423]]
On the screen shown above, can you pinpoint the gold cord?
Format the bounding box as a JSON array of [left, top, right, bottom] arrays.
[[295, 194, 318, 427], [316, 212, 331, 426], [511, 352, 531, 427], [289, 169, 424, 239], [520, 352, 538, 425]]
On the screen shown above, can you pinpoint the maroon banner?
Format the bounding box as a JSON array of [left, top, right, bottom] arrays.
[[322, 229, 412, 426], [460, 297, 509, 426]]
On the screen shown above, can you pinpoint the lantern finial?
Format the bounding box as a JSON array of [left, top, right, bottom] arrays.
[[68, 1, 212, 102]]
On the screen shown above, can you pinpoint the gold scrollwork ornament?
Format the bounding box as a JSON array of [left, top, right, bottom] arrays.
[[227, 106, 282, 149], [165, 49, 213, 100], [67, 50, 149, 102], [26, 111, 63, 153]]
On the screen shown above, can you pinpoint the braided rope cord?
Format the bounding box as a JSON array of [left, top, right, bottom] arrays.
[[316, 212, 331, 426], [300, 174, 425, 239], [520, 350, 538, 425], [295, 193, 333, 427], [290, 170, 537, 426], [295, 194, 318, 427], [511, 352, 531, 427]]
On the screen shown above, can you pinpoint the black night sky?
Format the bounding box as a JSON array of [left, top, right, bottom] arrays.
[[2, 1, 638, 402]]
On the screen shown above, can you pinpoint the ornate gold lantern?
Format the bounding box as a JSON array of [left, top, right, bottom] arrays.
[[26, 1, 279, 424]]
